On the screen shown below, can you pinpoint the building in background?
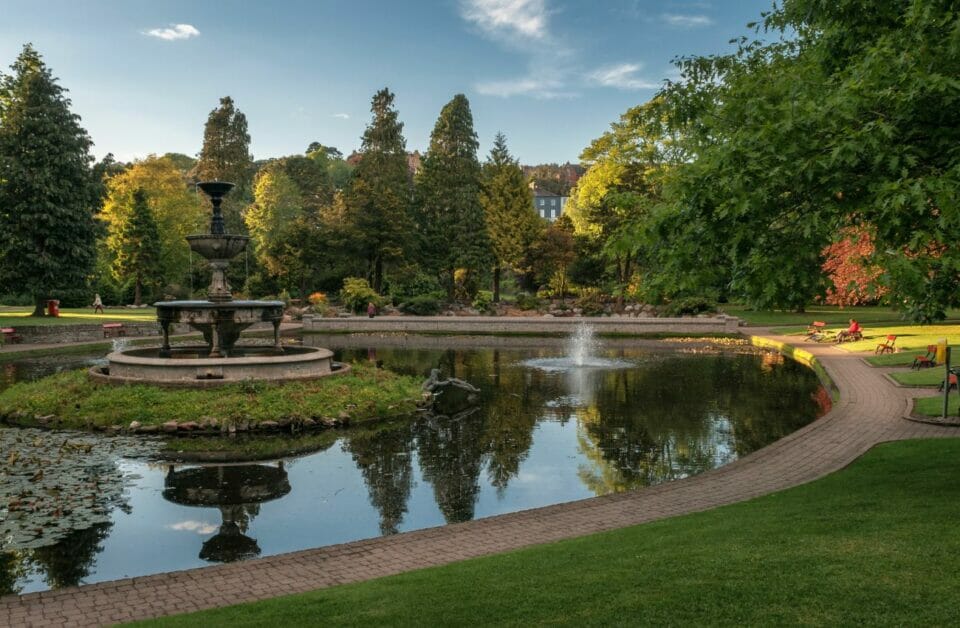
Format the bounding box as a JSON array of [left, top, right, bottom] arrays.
[[533, 187, 568, 221]]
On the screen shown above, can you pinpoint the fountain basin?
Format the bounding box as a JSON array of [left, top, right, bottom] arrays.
[[94, 345, 343, 387], [156, 300, 284, 358], [186, 234, 250, 261]]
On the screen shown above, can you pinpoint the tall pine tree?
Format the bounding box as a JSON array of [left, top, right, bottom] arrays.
[[415, 94, 490, 299], [480, 132, 540, 301], [195, 96, 253, 233], [344, 88, 414, 293], [111, 188, 162, 306], [0, 44, 100, 315]]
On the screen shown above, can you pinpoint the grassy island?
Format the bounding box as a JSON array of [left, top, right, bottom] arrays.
[[0, 362, 423, 431]]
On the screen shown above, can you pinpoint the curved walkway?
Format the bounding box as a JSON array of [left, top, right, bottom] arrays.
[[2, 331, 957, 627]]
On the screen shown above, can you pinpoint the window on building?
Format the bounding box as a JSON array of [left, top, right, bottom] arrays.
[[551, 199, 556, 207]]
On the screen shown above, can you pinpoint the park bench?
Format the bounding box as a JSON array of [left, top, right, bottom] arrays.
[[1, 328, 23, 344], [805, 321, 830, 342], [912, 345, 938, 370], [875, 335, 897, 355], [102, 323, 125, 338], [938, 368, 960, 392]]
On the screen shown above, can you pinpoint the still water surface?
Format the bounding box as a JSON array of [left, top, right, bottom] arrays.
[[0, 336, 825, 594]]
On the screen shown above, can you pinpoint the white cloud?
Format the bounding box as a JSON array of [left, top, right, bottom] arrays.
[[144, 23, 200, 41], [461, 0, 549, 39], [332, 113, 350, 119], [661, 13, 713, 27], [168, 520, 218, 535], [475, 75, 573, 99], [588, 63, 659, 91]]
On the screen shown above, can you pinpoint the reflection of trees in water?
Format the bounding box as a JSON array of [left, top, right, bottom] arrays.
[[338, 344, 820, 524], [576, 354, 821, 493], [25, 522, 112, 590], [344, 420, 415, 535]]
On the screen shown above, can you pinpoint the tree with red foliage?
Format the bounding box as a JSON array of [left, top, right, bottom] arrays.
[[821, 227, 887, 306]]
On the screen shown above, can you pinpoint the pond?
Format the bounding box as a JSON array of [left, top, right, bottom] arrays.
[[0, 334, 827, 595]]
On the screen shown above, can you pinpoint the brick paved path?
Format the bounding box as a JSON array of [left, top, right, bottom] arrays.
[[2, 332, 956, 627]]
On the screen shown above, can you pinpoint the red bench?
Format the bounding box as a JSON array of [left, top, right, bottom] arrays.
[[1, 328, 23, 344], [102, 323, 125, 338], [875, 335, 897, 354]]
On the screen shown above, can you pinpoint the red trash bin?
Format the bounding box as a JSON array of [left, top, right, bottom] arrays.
[[46, 300, 60, 317]]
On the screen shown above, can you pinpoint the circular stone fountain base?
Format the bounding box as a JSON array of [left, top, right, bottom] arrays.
[[91, 346, 347, 388]]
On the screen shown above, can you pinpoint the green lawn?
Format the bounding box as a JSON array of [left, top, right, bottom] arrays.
[[133, 439, 960, 627], [889, 368, 951, 387], [915, 395, 959, 417], [720, 303, 960, 327], [0, 306, 156, 327]]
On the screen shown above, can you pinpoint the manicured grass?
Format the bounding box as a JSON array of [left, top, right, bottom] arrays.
[[133, 439, 960, 627], [0, 306, 156, 328], [889, 368, 951, 387], [913, 395, 960, 417], [721, 303, 946, 327], [0, 362, 422, 428]]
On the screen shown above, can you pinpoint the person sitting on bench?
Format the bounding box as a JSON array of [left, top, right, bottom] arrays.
[[835, 319, 861, 343]]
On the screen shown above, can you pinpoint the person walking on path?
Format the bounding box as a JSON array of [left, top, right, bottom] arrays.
[[367, 301, 377, 318], [92, 293, 104, 314]]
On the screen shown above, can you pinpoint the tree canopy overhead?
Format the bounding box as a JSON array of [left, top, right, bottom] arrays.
[[0, 44, 100, 315], [615, 0, 960, 319]]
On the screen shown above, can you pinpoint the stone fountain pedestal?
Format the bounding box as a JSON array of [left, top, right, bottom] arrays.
[[95, 180, 343, 387]]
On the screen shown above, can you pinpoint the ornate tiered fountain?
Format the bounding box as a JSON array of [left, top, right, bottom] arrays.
[[95, 182, 341, 386]]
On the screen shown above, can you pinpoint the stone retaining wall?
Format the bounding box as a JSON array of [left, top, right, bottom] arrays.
[[302, 314, 743, 335], [3, 322, 164, 344]]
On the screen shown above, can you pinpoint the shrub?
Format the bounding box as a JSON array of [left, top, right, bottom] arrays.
[[515, 292, 541, 311], [308, 291, 327, 306], [340, 277, 383, 313], [661, 296, 718, 317], [400, 295, 441, 316], [472, 290, 494, 313], [575, 288, 605, 316], [387, 271, 442, 303]]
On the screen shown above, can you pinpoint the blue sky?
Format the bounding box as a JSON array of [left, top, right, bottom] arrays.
[[0, 0, 773, 165]]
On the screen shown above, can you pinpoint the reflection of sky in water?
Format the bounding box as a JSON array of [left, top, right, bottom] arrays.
[[2, 342, 821, 593]]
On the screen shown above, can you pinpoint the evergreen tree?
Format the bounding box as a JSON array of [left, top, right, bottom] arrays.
[[344, 88, 414, 293], [111, 188, 162, 306], [415, 94, 490, 299], [480, 132, 540, 301], [0, 44, 100, 315], [195, 96, 253, 233]]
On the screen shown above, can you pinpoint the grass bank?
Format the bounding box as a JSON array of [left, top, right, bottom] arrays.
[[719, 303, 960, 327], [0, 362, 422, 429], [0, 307, 156, 328], [132, 439, 960, 627]]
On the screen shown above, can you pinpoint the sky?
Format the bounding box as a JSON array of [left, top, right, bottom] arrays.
[[0, 0, 774, 165]]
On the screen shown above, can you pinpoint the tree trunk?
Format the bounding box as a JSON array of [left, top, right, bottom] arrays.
[[31, 296, 46, 317], [134, 276, 142, 307], [492, 266, 501, 303], [374, 256, 384, 294]]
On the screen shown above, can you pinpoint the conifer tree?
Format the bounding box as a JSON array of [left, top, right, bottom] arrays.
[[111, 189, 162, 306], [195, 96, 253, 233], [480, 133, 540, 301], [415, 94, 491, 299], [344, 88, 414, 293], [0, 44, 100, 315]]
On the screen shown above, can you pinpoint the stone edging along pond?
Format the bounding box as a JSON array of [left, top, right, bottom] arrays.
[[746, 334, 840, 402]]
